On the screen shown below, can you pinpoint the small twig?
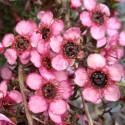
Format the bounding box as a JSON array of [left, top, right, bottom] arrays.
[[18, 63, 33, 125], [32, 115, 45, 124], [79, 88, 94, 125]]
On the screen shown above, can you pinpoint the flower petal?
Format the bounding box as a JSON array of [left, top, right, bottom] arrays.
[[103, 84, 120, 101], [39, 11, 53, 25], [83, 0, 96, 11], [80, 11, 92, 27], [2, 34, 15, 47], [107, 17, 121, 30], [87, 54, 106, 69], [51, 20, 64, 35], [28, 95, 48, 113], [49, 111, 62, 124], [119, 31, 125, 46], [108, 64, 124, 81], [60, 81, 72, 99], [30, 50, 41, 68], [74, 68, 88, 87], [64, 27, 81, 40], [70, 0, 82, 9], [0, 114, 15, 125], [97, 37, 107, 48], [52, 54, 69, 71], [0, 43, 4, 54], [0, 66, 12, 80], [39, 66, 56, 80], [50, 35, 63, 53], [15, 20, 33, 35], [8, 90, 23, 103], [4, 49, 17, 65], [99, 4, 110, 16], [20, 51, 30, 64], [49, 100, 67, 115], [90, 26, 106, 40], [26, 73, 42, 90], [82, 87, 100, 103], [0, 81, 7, 97]]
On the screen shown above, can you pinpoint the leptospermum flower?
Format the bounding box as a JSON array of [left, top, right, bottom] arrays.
[[50, 27, 84, 71], [26, 72, 72, 124], [31, 11, 64, 48], [80, 0, 121, 40], [74, 54, 124, 103], [2, 20, 37, 65]]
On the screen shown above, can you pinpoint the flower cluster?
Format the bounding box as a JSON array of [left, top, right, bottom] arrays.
[[0, 0, 125, 124]]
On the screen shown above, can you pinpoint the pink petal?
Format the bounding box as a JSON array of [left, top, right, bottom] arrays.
[[103, 84, 120, 101], [30, 50, 41, 68], [37, 11, 44, 20], [90, 26, 106, 40], [30, 32, 41, 47], [119, 31, 125, 46], [77, 51, 85, 58], [107, 17, 121, 30], [26, 73, 42, 90], [39, 66, 56, 80], [2, 34, 15, 47], [117, 47, 124, 59], [20, 51, 30, 64], [97, 37, 107, 48], [28, 95, 48, 113], [87, 54, 106, 69], [15, 20, 33, 35], [8, 90, 23, 103], [0, 81, 7, 97], [49, 111, 62, 124], [74, 68, 88, 87], [82, 87, 100, 103], [37, 40, 49, 55], [49, 100, 67, 115], [70, 0, 82, 9], [0, 43, 4, 54], [51, 20, 64, 35], [50, 35, 63, 53], [64, 27, 81, 40], [52, 54, 69, 71], [4, 49, 17, 65], [60, 81, 72, 99], [83, 0, 96, 11], [39, 11, 53, 25], [0, 66, 12, 80], [99, 4, 110, 16], [108, 64, 124, 81], [80, 11, 92, 27], [107, 29, 118, 36], [0, 114, 15, 125], [53, 71, 68, 81]]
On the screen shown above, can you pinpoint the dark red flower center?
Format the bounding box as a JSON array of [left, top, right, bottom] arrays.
[[41, 27, 51, 40], [42, 83, 57, 99], [92, 11, 104, 25], [16, 36, 29, 51], [42, 57, 52, 69], [90, 71, 107, 88], [63, 42, 79, 58]]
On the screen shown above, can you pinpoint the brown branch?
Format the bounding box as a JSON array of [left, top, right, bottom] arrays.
[[18, 63, 33, 125], [79, 88, 94, 125]]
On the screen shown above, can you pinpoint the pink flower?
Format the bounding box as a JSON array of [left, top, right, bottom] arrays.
[[74, 54, 124, 103], [2, 20, 37, 65], [0, 81, 7, 101], [0, 114, 15, 125], [26, 72, 72, 124], [0, 43, 4, 54], [80, 0, 121, 40], [70, 0, 82, 9], [50, 27, 84, 71], [30, 11, 64, 48]]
